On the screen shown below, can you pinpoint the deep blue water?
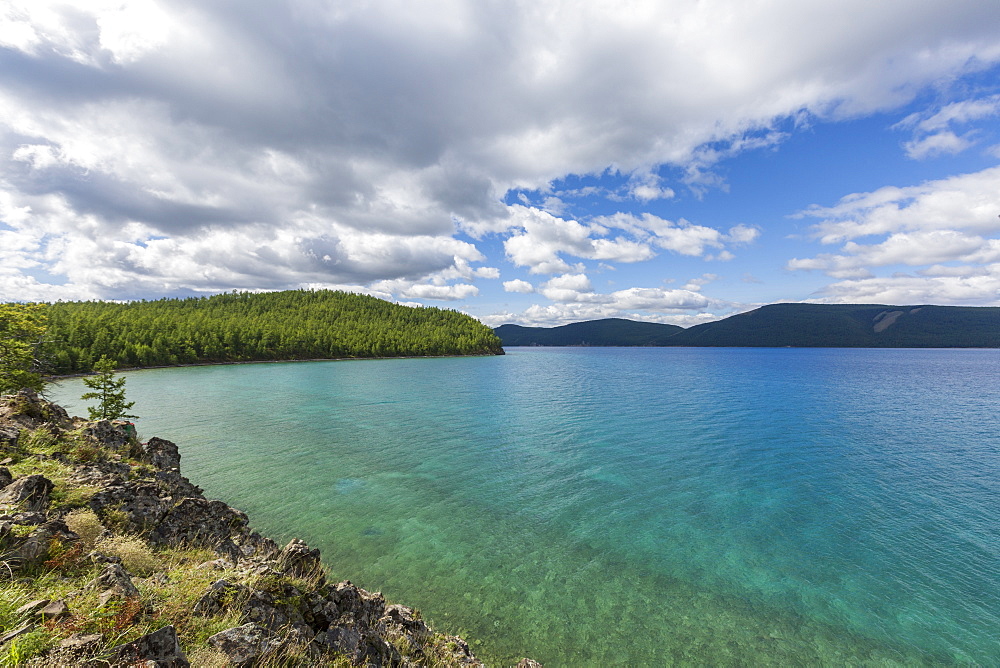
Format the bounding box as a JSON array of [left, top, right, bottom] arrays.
[[51, 348, 1000, 665]]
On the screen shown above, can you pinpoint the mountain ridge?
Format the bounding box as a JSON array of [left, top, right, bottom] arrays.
[[494, 304, 1000, 348]]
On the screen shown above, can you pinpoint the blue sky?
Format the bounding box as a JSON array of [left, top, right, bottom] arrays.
[[2, 1, 1000, 326]]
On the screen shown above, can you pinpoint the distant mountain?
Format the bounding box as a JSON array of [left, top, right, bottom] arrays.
[[494, 318, 684, 347], [494, 304, 1000, 348]]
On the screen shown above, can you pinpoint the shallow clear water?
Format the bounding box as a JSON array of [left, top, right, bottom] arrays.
[[50, 348, 1000, 666]]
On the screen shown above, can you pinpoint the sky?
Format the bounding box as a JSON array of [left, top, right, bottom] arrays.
[[2, 1, 1000, 328]]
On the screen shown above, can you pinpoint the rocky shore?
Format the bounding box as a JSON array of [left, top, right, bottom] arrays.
[[0, 389, 539, 667]]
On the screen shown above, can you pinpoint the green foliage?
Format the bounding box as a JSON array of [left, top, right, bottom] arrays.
[[0, 303, 47, 394], [38, 289, 503, 373], [81, 356, 137, 421]]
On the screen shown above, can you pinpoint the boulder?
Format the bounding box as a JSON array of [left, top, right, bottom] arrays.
[[152, 497, 249, 550], [330, 580, 387, 627], [81, 420, 134, 453], [89, 562, 141, 601], [68, 461, 132, 488], [41, 633, 104, 665], [517, 659, 544, 668], [314, 624, 400, 667], [90, 481, 173, 534], [208, 623, 284, 667], [105, 625, 189, 667], [0, 389, 71, 429], [276, 538, 325, 583], [0, 426, 18, 453], [0, 474, 53, 512], [193, 579, 246, 617], [7, 519, 77, 566], [143, 437, 181, 471], [12, 598, 69, 620], [377, 604, 432, 654]]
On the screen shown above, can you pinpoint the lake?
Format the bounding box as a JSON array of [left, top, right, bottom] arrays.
[[49, 348, 1000, 665]]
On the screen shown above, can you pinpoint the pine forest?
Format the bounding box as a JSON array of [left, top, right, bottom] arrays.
[[34, 290, 503, 374]]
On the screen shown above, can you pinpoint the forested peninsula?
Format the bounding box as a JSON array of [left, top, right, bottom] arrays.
[[37, 290, 503, 374]]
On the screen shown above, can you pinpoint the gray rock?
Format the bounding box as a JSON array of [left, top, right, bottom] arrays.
[[7, 519, 77, 565], [516, 659, 544, 668], [193, 579, 246, 617], [377, 604, 431, 653], [106, 625, 189, 667], [6, 511, 46, 525], [0, 623, 35, 646], [314, 623, 400, 667], [82, 420, 133, 453], [277, 538, 325, 583], [40, 600, 70, 620], [87, 550, 123, 565], [0, 389, 71, 429], [0, 427, 18, 453], [13, 599, 50, 617], [330, 580, 387, 627], [0, 466, 11, 489], [143, 437, 181, 471], [89, 562, 140, 600], [0, 474, 53, 512], [59, 632, 103, 649], [68, 461, 132, 487], [91, 481, 172, 535], [153, 497, 249, 550], [208, 623, 284, 667]]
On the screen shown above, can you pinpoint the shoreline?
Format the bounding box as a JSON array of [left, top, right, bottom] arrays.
[[0, 388, 533, 666], [44, 350, 506, 381]]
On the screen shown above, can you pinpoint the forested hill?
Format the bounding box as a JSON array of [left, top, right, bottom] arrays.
[[495, 318, 684, 346], [41, 290, 503, 373], [495, 304, 1000, 348]]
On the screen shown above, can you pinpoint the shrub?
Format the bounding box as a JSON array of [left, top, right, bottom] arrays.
[[64, 508, 104, 551], [95, 535, 158, 577]]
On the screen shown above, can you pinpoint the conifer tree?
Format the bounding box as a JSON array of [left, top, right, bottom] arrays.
[[81, 356, 137, 421], [0, 303, 47, 394]]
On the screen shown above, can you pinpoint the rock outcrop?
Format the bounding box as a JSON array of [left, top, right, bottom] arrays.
[[0, 389, 523, 667]]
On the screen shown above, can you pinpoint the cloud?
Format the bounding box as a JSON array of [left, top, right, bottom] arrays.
[[483, 285, 727, 327], [795, 166, 1000, 244], [809, 269, 1000, 306], [503, 206, 654, 274], [1, 0, 1000, 302], [903, 131, 974, 159], [790, 165, 1000, 302], [895, 94, 1000, 159], [593, 213, 759, 258], [502, 279, 534, 293]]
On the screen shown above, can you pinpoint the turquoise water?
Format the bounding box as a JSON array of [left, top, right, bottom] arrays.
[[50, 348, 1000, 665]]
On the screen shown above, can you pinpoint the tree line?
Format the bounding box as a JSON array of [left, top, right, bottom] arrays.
[[0, 290, 503, 388]]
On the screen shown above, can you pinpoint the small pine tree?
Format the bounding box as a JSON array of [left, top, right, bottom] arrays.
[[81, 356, 137, 421]]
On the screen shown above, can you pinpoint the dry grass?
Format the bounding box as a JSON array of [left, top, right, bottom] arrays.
[[95, 534, 158, 577], [63, 508, 104, 550]]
